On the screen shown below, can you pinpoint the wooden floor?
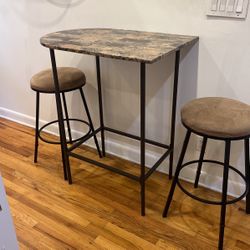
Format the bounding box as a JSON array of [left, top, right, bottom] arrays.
[[0, 118, 250, 249]]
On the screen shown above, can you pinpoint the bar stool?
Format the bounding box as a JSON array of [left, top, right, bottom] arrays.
[[162, 97, 250, 250], [30, 67, 102, 179]]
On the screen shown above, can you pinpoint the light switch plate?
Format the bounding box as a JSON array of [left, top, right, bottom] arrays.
[[207, 0, 249, 19]]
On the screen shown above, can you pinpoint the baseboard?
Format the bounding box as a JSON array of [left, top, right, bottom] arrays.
[[0, 107, 37, 129], [0, 107, 245, 199]]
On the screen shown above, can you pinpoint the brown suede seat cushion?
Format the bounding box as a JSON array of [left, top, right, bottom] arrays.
[[181, 97, 250, 139], [30, 67, 86, 93]]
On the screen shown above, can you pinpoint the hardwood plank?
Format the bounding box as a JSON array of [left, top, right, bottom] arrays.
[[105, 222, 159, 249], [156, 239, 183, 250], [95, 235, 126, 250]]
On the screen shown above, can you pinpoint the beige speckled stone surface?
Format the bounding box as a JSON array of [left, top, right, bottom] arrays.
[[41, 28, 198, 63]]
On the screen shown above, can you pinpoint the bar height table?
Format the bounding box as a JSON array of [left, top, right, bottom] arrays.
[[40, 28, 198, 215]]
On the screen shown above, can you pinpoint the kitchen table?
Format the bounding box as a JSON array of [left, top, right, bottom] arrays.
[[40, 28, 198, 215]]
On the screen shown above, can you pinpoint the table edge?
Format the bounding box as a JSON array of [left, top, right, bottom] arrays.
[[40, 33, 199, 64]]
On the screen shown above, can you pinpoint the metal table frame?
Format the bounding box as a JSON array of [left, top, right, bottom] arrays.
[[49, 48, 180, 216]]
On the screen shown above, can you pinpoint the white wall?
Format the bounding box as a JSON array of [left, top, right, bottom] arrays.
[[0, 0, 250, 196]]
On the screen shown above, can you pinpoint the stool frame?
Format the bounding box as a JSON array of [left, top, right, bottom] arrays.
[[163, 126, 250, 250], [33, 86, 102, 180]]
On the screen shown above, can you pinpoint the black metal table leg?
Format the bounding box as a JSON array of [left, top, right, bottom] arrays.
[[96, 56, 106, 157], [244, 138, 250, 213], [49, 49, 72, 183], [169, 50, 180, 179], [140, 62, 146, 216]]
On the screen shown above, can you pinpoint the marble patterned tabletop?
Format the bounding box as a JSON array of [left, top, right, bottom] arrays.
[[41, 28, 198, 63]]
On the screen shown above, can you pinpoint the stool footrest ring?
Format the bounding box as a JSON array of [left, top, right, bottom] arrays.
[[38, 118, 91, 145], [177, 159, 248, 205]]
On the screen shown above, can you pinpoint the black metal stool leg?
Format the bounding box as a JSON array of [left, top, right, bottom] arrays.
[[79, 88, 102, 158], [194, 137, 208, 188], [163, 130, 191, 217], [62, 92, 73, 143], [218, 140, 231, 250], [34, 91, 40, 163], [244, 138, 250, 214], [50, 49, 71, 183]]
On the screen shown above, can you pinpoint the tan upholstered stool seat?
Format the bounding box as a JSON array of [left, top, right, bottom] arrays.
[[30, 67, 86, 93], [181, 97, 250, 139]]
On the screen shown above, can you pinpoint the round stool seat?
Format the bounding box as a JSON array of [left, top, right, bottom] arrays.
[[181, 97, 250, 139], [30, 67, 86, 93]]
